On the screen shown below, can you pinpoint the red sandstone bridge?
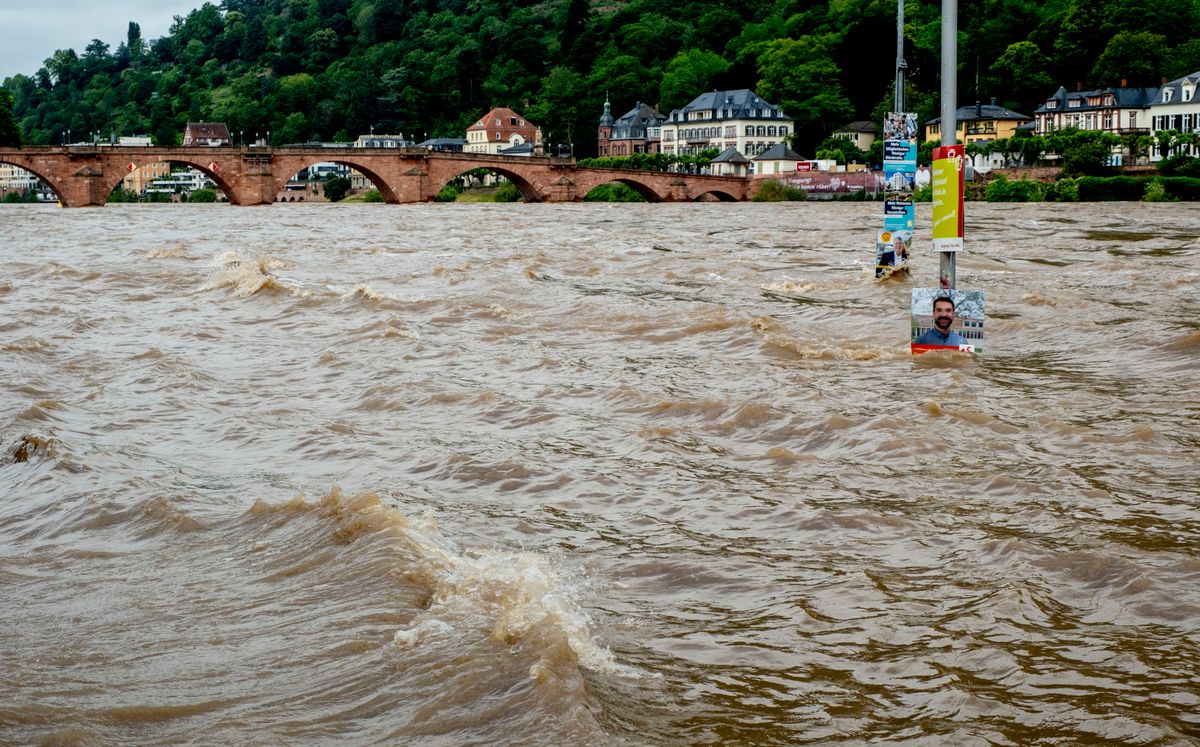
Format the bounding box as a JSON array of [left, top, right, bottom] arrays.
[[0, 146, 752, 207]]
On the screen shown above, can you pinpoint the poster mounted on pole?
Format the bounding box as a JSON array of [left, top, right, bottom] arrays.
[[877, 112, 917, 278], [910, 288, 985, 354], [931, 144, 965, 253]]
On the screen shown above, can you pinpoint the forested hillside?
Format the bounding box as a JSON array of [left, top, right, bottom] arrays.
[[4, 0, 1199, 156]]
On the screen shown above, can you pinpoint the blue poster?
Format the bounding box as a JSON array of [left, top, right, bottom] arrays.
[[884, 199, 914, 231], [883, 139, 917, 166]]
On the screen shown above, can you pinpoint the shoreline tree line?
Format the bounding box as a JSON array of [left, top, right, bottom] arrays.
[[0, 0, 1196, 159]]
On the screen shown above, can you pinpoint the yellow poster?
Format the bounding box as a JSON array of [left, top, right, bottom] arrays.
[[931, 145, 964, 252]]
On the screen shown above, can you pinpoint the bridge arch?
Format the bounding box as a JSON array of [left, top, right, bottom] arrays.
[[573, 172, 669, 202], [267, 157, 400, 203], [102, 157, 235, 203], [0, 156, 62, 202], [581, 176, 664, 202], [690, 188, 739, 202], [427, 164, 543, 203]]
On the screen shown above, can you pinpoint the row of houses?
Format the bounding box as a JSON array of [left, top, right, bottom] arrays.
[[839, 71, 1200, 171], [598, 72, 1200, 175]]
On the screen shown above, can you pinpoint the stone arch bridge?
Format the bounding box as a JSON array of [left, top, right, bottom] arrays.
[[0, 146, 752, 207]]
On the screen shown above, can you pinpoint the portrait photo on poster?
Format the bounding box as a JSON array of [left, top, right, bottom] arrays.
[[876, 230, 912, 277], [911, 288, 985, 353]]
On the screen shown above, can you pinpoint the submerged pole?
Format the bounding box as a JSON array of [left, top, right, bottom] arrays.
[[939, 0, 957, 289]]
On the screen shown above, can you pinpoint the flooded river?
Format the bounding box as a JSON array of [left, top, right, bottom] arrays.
[[1, 201, 1198, 745]]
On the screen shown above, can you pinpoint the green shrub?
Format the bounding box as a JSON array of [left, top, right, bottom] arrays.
[[752, 179, 806, 201], [1075, 176, 1145, 201], [494, 181, 523, 202], [363, 189, 384, 202], [187, 188, 218, 203], [1046, 177, 1078, 202], [322, 174, 351, 202], [984, 176, 1046, 202], [1157, 155, 1200, 178], [1160, 176, 1200, 200], [583, 183, 647, 202], [1142, 178, 1174, 202], [913, 184, 933, 202], [107, 187, 138, 203], [2, 191, 37, 203], [434, 184, 461, 202]]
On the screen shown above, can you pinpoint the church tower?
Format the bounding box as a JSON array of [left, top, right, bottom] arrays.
[[597, 93, 614, 156]]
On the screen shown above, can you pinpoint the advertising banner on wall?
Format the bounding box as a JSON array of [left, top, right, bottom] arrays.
[[931, 144, 966, 253]]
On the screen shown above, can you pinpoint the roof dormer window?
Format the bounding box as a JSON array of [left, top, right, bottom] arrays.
[[1163, 89, 1173, 103]]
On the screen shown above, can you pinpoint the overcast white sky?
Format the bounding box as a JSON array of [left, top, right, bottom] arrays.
[[1, 1, 204, 82]]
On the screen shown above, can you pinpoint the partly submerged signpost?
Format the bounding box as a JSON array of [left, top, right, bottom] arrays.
[[876, 113, 917, 278], [909, 0, 986, 355], [876, 0, 915, 279]]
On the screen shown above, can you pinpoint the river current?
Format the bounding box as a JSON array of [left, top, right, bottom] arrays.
[[1, 201, 1198, 746]]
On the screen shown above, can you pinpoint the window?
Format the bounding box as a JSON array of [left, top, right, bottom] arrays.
[[1163, 89, 1173, 103], [745, 125, 753, 136], [1046, 101, 1057, 109], [780, 127, 788, 136], [1068, 99, 1081, 108]]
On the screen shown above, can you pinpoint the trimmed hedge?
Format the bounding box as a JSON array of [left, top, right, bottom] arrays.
[[1075, 176, 1146, 201], [1161, 177, 1200, 200]]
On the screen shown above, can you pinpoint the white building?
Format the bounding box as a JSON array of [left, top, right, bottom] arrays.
[[751, 142, 805, 175], [1149, 71, 1200, 160], [465, 108, 541, 155], [0, 163, 42, 193], [659, 89, 794, 158], [145, 168, 217, 197]]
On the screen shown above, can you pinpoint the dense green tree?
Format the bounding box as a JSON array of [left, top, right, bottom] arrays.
[[1090, 31, 1167, 87], [1054, 0, 1108, 87], [323, 173, 352, 201], [5, 0, 1200, 161], [756, 36, 853, 153], [990, 42, 1055, 114], [814, 135, 867, 165], [0, 89, 21, 146], [660, 50, 730, 113]]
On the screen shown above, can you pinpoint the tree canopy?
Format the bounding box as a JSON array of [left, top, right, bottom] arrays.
[[3, 0, 1199, 156]]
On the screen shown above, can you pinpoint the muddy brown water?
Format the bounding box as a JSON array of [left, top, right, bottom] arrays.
[[1, 201, 1198, 745]]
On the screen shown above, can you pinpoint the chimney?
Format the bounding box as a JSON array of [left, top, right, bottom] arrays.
[[976, 101, 982, 116], [990, 97, 997, 106], [1076, 82, 1083, 91], [1121, 79, 1127, 87]]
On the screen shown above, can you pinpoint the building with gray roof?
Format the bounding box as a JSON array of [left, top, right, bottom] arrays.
[[658, 89, 794, 158]]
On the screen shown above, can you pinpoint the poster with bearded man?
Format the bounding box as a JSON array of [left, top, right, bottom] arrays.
[[911, 289, 985, 354]]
